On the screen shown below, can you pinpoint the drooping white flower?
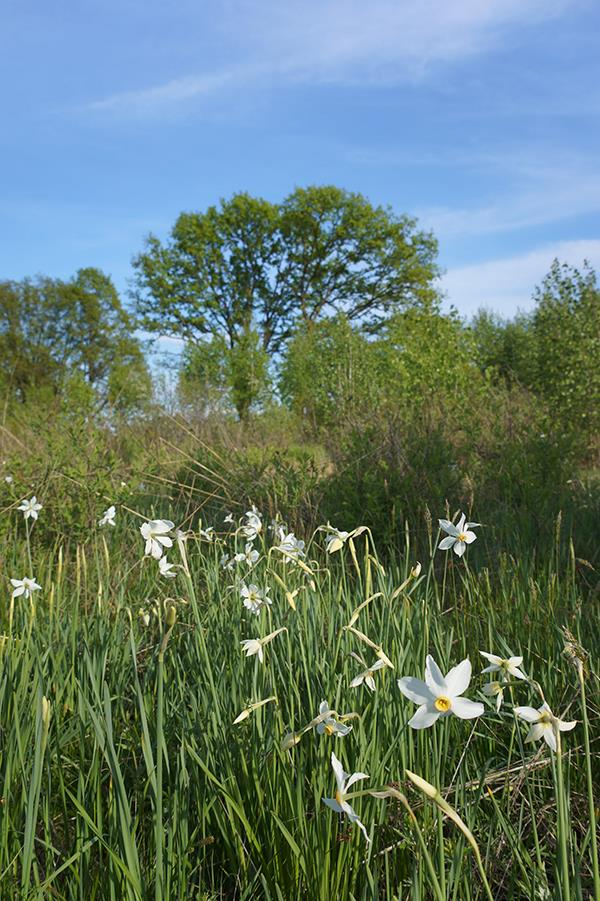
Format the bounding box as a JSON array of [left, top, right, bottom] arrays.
[[18, 496, 43, 520], [350, 658, 387, 692], [483, 681, 505, 712], [397, 655, 484, 729], [322, 752, 370, 843], [241, 506, 262, 540], [438, 513, 480, 557], [199, 526, 215, 541], [98, 505, 116, 527], [513, 702, 576, 753], [139, 609, 151, 628], [240, 582, 272, 615], [316, 701, 353, 737], [10, 576, 42, 599], [140, 519, 174, 559], [158, 556, 178, 579], [240, 627, 286, 663], [277, 532, 306, 563], [234, 543, 260, 566], [325, 526, 351, 554], [480, 651, 527, 681]]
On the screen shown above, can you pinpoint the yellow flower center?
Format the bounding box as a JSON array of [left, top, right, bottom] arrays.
[[434, 696, 452, 712], [325, 723, 336, 736], [335, 789, 344, 804], [457, 532, 467, 542]]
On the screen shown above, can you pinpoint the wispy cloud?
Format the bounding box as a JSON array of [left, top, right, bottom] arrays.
[[83, 0, 572, 116], [442, 238, 600, 316]]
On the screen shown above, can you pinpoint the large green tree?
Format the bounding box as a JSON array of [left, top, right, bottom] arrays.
[[132, 185, 439, 417], [0, 268, 150, 412]]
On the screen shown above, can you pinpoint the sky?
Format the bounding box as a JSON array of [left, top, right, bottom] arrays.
[[1, 0, 600, 329]]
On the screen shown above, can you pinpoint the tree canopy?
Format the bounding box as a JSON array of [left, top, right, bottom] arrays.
[[0, 268, 150, 412], [132, 186, 439, 347]]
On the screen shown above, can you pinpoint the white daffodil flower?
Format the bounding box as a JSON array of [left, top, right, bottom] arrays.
[[158, 556, 178, 579], [240, 582, 272, 615], [483, 681, 504, 712], [322, 752, 370, 843], [5, 475, 13, 484], [480, 651, 527, 681], [514, 702, 576, 753], [98, 505, 116, 527], [199, 526, 215, 541], [18, 496, 43, 520], [397, 655, 484, 729], [240, 627, 286, 663], [316, 701, 353, 737], [10, 577, 42, 599], [140, 519, 174, 559], [277, 532, 306, 562], [224, 512, 235, 524], [234, 543, 260, 566], [241, 506, 262, 540], [325, 526, 351, 554], [438, 513, 480, 557], [350, 658, 387, 692]]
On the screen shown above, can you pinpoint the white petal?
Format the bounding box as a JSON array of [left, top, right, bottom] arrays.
[[462, 531, 477, 544], [438, 536, 456, 551], [439, 519, 459, 537], [342, 802, 371, 843], [480, 664, 500, 675], [319, 700, 329, 715], [322, 797, 343, 813], [12, 585, 25, 597], [445, 658, 472, 697], [558, 719, 577, 732], [331, 752, 346, 793], [542, 726, 557, 752], [465, 521, 481, 529], [397, 676, 431, 705], [425, 656, 447, 696], [508, 665, 528, 680], [408, 705, 440, 730], [456, 513, 466, 532], [451, 697, 484, 720], [507, 656, 523, 667], [479, 652, 501, 665], [514, 706, 541, 723], [346, 771, 369, 790], [156, 535, 173, 548], [453, 540, 466, 557]]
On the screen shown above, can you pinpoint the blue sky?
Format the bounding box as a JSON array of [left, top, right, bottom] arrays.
[[1, 0, 599, 329]]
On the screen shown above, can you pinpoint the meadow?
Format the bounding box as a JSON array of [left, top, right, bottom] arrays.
[[0, 481, 598, 900]]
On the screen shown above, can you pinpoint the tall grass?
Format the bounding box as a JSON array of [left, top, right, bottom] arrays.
[[0, 511, 598, 899]]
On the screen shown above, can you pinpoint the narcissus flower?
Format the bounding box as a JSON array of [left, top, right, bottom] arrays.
[[18, 496, 42, 520], [277, 532, 306, 562], [438, 513, 480, 557], [158, 556, 178, 579], [10, 576, 42, 599], [98, 505, 116, 527], [140, 520, 174, 559], [316, 701, 353, 737], [240, 627, 286, 663], [513, 702, 576, 752], [199, 526, 215, 541], [480, 651, 527, 681], [234, 543, 260, 566], [483, 681, 505, 712], [241, 506, 262, 540], [322, 752, 370, 843], [398, 655, 484, 729], [350, 657, 387, 692], [240, 582, 271, 615], [324, 526, 351, 554]]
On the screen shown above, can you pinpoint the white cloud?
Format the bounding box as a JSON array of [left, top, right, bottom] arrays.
[[84, 0, 571, 115], [442, 239, 600, 317]]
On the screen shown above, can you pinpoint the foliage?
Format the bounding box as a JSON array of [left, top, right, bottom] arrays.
[[133, 185, 440, 418], [0, 267, 150, 413], [530, 259, 600, 443]]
